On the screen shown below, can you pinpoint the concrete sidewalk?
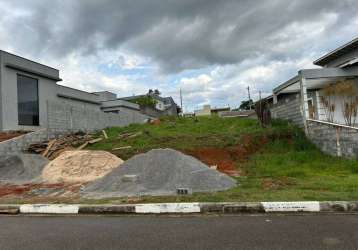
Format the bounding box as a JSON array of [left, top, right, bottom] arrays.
[[1, 201, 358, 215]]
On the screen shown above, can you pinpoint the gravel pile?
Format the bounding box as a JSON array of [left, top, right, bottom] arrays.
[[0, 154, 49, 184], [83, 148, 236, 198]]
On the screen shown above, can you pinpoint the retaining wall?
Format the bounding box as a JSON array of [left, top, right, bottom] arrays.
[[0, 129, 64, 155], [307, 120, 358, 157]]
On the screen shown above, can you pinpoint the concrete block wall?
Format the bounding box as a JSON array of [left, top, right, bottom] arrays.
[[47, 101, 149, 132], [0, 129, 63, 155], [270, 97, 303, 127], [307, 120, 358, 158]]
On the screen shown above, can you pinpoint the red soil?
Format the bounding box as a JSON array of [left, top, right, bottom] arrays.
[[0, 183, 70, 198], [186, 134, 269, 177], [0, 131, 28, 143]]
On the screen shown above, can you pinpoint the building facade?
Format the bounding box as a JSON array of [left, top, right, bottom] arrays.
[[0, 50, 148, 132]]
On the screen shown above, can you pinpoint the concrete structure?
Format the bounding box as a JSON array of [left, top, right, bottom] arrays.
[[0, 50, 148, 132], [218, 110, 257, 119], [268, 37, 358, 157], [194, 105, 230, 117]]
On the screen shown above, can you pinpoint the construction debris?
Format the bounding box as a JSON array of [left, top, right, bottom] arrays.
[[28, 133, 102, 160], [0, 154, 49, 184], [118, 131, 142, 140], [42, 150, 123, 183], [82, 148, 236, 198], [102, 130, 108, 139], [112, 146, 132, 150]]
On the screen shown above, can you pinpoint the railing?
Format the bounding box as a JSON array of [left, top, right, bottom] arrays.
[[306, 118, 358, 131], [307, 118, 358, 157]]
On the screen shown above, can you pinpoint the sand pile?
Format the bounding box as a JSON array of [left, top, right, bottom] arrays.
[[83, 148, 236, 198], [0, 154, 49, 184], [42, 150, 123, 183]]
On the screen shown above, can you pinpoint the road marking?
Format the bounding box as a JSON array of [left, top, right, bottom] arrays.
[[135, 203, 201, 213], [20, 204, 79, 214], [261, 201, 320, 212]]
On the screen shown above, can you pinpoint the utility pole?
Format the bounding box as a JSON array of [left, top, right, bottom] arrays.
[[180, 88, 183, 114], [247, 86, 251, 110]]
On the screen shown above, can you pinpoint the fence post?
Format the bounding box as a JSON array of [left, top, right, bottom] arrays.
[[336, 127, 341, 157]]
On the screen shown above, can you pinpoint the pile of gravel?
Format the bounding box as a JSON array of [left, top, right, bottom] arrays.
[[0, 154, 49, 184], [83, 148, 236, 198]]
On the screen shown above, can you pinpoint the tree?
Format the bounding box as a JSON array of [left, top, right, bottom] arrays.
[[239, 99, 254, 110], [154, 89, 161, 95]]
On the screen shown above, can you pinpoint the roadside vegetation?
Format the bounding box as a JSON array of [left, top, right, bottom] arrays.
[[87, 116, 358, 203]]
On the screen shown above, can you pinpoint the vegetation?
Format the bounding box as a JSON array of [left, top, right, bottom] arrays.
[[128, 95, 157, 108], [321, 80, 358, 126], [238, 99, 255, 110], [87, 116, 358, 203]]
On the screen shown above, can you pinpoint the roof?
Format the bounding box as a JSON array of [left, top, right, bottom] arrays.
[[314, 38, 358, 66], [273, 75, 300, 94]]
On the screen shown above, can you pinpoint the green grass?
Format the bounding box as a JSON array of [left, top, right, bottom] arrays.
[[84, 116, 358, 203]]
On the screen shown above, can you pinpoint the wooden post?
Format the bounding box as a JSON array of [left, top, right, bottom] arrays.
[[336, 127, 341, 157]]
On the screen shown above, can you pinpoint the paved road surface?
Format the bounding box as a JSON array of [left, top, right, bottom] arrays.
[[0, 214, 357, 249]]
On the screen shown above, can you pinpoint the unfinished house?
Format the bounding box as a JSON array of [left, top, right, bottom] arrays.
[[0, 50, 148, 132], [270, 38, 358, 157]]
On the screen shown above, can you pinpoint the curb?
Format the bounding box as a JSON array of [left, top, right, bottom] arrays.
[[1, 202, 358, 215]]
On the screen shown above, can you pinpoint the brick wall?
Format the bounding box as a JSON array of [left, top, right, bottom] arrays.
[[307, 120, 358, 158]]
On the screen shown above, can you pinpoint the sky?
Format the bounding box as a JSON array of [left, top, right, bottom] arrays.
[[0, 0, 357, 112]]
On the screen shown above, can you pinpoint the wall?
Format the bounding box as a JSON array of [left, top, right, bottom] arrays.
[[307, 120, 358, 158], [0, 63, 59, 131], [270, 93, 303, 127], [0, 129, 62, 155], [47, 100, 149, 132]]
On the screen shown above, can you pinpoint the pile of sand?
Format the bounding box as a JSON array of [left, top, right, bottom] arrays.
[[83, 148, 236, 198], [0, 154, 49, 184], [42, 150, 123, 183]]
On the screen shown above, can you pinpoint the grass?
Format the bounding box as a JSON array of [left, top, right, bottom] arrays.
[[84, 116, 358, 203]]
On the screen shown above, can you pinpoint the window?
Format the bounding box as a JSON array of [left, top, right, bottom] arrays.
[[17, 75, 39, 126]]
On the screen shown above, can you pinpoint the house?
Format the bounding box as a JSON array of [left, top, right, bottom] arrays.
[[268, 37, 358, 157], [194, 105, 230, 116], [119, 92, 179, 117], [0, 50, 148, 132]]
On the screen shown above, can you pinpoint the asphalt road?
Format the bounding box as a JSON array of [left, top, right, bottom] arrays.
[[0, 214, 357, 250]]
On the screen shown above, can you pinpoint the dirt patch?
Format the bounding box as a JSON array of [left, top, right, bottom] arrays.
[[0, 131, 29, 142], [0, 182, 83, 199], [261, 177, 295, 190], [186, 134, 269, 177], [185, 148, 241, 177]]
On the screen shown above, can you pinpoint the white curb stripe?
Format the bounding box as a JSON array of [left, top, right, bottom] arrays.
[[261, 201, 320, 212], [20, 204, 79, 214], [135, 203, 201, 213]]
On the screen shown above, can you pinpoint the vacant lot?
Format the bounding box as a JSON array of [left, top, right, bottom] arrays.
[[85, 116, 358, 203]]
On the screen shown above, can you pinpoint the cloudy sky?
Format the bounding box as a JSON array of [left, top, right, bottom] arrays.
[[0, 0, 357, 111]]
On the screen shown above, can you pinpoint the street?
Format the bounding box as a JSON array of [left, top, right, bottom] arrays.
[[0, 214, 357, 249]]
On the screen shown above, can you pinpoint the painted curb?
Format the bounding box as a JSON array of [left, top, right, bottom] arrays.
[[19, 204, 79, 214], [1, 202, 358, 215]]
